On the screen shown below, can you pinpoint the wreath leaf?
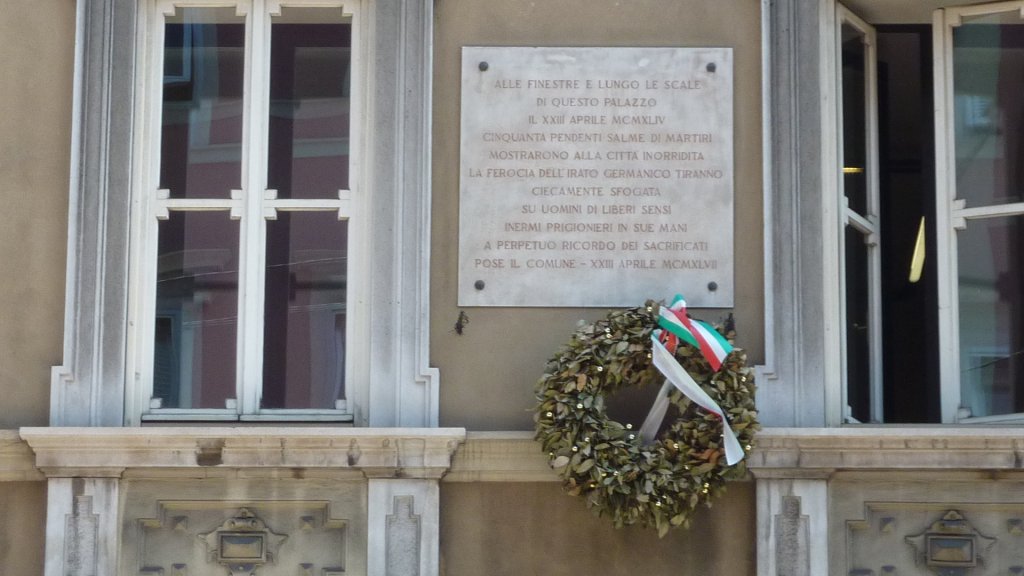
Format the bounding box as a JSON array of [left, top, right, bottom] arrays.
[[533, 300, 759, 535]]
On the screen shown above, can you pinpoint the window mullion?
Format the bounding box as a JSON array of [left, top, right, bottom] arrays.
[[131, 0, 166, 423], [859, 21, 883, 424], [953, 201, 1024, 227], [934, 7, 961, 423], [239, 0, 271, 415]]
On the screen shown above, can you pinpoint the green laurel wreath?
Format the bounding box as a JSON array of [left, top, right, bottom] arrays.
[[533, 301, 759, 536]]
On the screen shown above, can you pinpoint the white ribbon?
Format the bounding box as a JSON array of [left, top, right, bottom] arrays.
[[638, 334, 744, 466]]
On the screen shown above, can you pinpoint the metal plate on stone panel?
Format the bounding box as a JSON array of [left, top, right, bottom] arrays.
[[459, 46, 734, 307]]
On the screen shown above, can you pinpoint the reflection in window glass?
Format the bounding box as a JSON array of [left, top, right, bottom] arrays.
[[262, 211, 348, 409], [845, 226, 871, 422], [154, 212, 239, 409], [952, 17, 1024, 207], [267, 8, 351, 199], [958, 215, 1024, 418], [842, 24, 869, 215], [953, 13, 1024, 419], [160, 8, 245, 199]]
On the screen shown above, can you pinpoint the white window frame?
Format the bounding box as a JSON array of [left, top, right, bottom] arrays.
[[51, 0, 438, 428], [760, 0, 1024, 426], [820, 0, 1024, 424], [834, 4, 883, 424], [126, 0, 364, 422], [934, 0, 1024, 423]]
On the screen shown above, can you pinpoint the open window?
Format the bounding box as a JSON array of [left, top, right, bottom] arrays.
[[835, 2, 940, 423], [837, 6, 882, 423], [937, 1, 1024, 422], [834, 0, 1024, 423]]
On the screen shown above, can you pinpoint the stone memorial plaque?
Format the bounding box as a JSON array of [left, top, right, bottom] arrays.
[[459, 46, 734, 307]]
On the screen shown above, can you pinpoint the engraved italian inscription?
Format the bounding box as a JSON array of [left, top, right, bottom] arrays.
[[459, 47, 734, 307]]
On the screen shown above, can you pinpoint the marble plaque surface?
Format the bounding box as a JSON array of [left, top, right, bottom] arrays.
[[459, 46, 734, 307]]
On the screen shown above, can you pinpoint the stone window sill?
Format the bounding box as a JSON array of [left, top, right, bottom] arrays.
[[17, 427, 466, 479], [8, 427, 1024, 483]]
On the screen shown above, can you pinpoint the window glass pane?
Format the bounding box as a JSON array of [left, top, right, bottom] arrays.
[[267, 8, 351, 199], [952, 14, 1024, 207], [958, 215, 1024, 418], [160, 8, 245, 199], [845, 226, 871, 422], [262, 211, 348, 409], [841, 23, 868, 216], [154, 212, 240, 409]]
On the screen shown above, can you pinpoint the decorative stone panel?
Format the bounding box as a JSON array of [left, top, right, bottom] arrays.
[[64, 495, 99, 575], [386, 496, 420, 576], [747, 429, 1024, 576], [368, 480, 437, 576], [846, 504, 1024, 576], [20, 429, 461, 576], [756, 478, 828, 576], [135, 502, 346, 576], [45, 477, 120, 576], [775, 496, 809, 576], [120, 479, 367, 576]]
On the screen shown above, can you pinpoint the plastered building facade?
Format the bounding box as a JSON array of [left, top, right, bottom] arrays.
[[1, 0, 1023, 574]]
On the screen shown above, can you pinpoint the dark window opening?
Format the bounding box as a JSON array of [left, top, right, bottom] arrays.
[[876, 26, 941, 422]]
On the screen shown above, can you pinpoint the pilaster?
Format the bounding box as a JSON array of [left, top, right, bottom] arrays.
[[756, 478, 829, 576], [365, 0, 439, 428], [51, 0, 137, 427], [44, 477, 121, 576], [756, 0, 836, 427], [368, 479, 440, 576]]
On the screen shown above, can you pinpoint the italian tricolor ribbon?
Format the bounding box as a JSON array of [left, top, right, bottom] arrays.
[[638, 295, 744, 465], [657, 295, 733, 372]]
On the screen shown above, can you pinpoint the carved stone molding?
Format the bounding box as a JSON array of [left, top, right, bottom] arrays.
[[19, 428, 465, 479], [449, 429, 1024, 483], [0, 430, 43, 481], [444, 431, 554, 482], [748, 428, 1024, 478], [198, 508, 288, 575], [14, 428, 1024, 483], [755, 0, 833, 427], [49, 0, 136, 428]]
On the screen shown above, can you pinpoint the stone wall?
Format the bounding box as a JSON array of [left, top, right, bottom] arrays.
[[430, 0, 764, 430], [440, 481, 756, 576], [0, 482, 46, 575], [0, 0, 75, 428], [0, 1, 74, 568]]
